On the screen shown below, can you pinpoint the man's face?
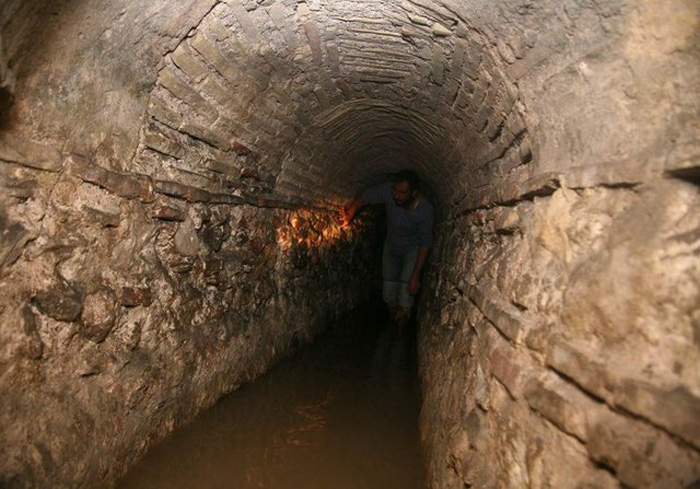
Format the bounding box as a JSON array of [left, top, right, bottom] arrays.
[[392, 180, 416, 208]]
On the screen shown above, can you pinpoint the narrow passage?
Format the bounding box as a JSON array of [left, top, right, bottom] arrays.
[[119, 305, 426, 489]]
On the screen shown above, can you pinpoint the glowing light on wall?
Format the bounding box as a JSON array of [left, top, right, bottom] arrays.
[[276, 209, 353, 252]]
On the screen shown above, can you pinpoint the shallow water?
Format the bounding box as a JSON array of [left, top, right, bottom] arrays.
[[118, 307, 426, 489]]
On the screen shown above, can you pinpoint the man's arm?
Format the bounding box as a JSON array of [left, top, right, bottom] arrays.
[[409, 201, 434, 295], [408, 245, 430, 295], [341, 182, 391, 227], [341, 194, 365, 228]]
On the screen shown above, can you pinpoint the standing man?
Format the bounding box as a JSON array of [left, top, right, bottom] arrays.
[[341, 170, 434, 329]]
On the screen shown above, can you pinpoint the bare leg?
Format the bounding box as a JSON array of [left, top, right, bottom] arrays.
[[395, 306, 411, 340]]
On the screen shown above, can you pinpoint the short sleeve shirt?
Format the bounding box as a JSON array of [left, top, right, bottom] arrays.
[[363, 182, 434, 253]]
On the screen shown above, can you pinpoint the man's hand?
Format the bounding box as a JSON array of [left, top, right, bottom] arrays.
[[340, 195, 364, 229], [340, 207, 354, 229], [408, 274, 420, 295], [408, 246, 430, 295]]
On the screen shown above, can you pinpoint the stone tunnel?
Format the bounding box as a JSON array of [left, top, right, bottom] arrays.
[[1, 0, 699, 487]]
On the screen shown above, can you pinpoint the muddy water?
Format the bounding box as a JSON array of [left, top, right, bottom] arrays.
[[119, 308, 426, 489]]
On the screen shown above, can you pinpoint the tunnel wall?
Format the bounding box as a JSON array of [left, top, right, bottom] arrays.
[[420, 179, 700, 488], [1, 2, 377, 487], [0, 146, 379, 487], [417, 1, 700, 488]]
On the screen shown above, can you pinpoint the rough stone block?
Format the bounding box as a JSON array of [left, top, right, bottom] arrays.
[[463, 281, 527, 343], [524, 375, 589, 441], [546, 341, 614, 401], [432, 22, 451, 37], [188, 33, 240, 84], [489, 345, 528, 398], [407, 13, 430, 26], [154, 180, 212, 203], [20, 305, 44, 359], [0, 221, 31, 270], [33, 286, 83, 323], [470, 78, 490, 110], [120, 286, 154, 307], [303, 20, 323, 66], [473, 103, 492, 133], [442, 79, 459, 106], [492, 148, 523, 178], [174, 220, 201, 257], [142, 125, 185, 159], [178, 122, 229, 150], [587, 411, 700, 488], [84, 206, 121, 228], [157, 68, 218, 125], [148, 95, 184, 129], [451, 39, 466, 75], [80, 289, 117, 343], [71, 158, 154, 202], [201, 222, 228, 252], [227, 0, 262, 43], [524, 323, 552, 353], [474, 363, 490, 411], [197, 76, 236, 110], [170, 44, 208, 81], [204, 258, 223, 285], [266, 2, 297, 46], [431, 45, 445, 86], [326, 42, 341, 77], [2, 174, 38, 200], [202, 157, 241, 178], [0, 133, 63, 172], [150, 206, 186, 222], [614, 380, 700, 450], [313, 86, 329, 108], [462, 40, 483, 80]]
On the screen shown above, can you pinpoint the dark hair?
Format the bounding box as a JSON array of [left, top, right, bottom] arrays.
[[392, 170, 420, 191]]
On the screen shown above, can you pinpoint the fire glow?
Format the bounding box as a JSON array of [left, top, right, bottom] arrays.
[[276, 209, 349, 252]]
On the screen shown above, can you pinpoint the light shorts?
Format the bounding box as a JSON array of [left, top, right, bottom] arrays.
[[381, 243, 420, 309]]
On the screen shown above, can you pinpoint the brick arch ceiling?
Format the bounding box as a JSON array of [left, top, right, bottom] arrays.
[[132, 0, 532, 212]]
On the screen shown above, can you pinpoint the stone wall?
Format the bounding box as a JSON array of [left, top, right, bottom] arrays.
[[419, 177, 700, 488], [0, 144, 380, 487], [414, 2, 700, 488]]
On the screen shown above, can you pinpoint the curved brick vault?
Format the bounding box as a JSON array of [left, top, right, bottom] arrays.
[[132, 0, 531, 212], [1, 0, 699, 487]]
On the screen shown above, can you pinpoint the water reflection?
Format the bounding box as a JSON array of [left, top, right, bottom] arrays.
[[119, 306, 425, 489]]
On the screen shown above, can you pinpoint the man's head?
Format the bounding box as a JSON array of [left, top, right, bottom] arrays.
[[391, 170, 420, 208]]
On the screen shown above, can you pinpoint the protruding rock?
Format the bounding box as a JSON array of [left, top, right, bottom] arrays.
[[0, 132, 63, 172], [120, 286, 154, 307], [33, 286, 83, 322], [408, 13, 430, 26], [119, 321, 141, 351], [149, 206, 186, 222], [432, 22, 451, 37], [80, 289, 117, 343], [0, 221, 32, 269], [20, 305, 44, 359], [201, 222, 228, 252], [174, 220, 201, 256]]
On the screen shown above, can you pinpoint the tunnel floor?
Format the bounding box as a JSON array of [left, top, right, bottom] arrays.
[[118, 304, 426, 489]]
